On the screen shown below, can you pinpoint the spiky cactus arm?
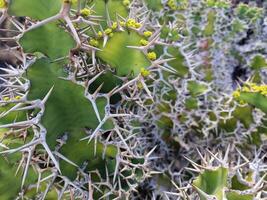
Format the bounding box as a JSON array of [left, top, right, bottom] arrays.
[[127, 0, 267, 198], [189, 147, 266, 200], [0, 0, 155, 198]]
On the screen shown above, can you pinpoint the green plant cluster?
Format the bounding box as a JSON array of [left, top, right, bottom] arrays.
[[0, 0, 266, 199]]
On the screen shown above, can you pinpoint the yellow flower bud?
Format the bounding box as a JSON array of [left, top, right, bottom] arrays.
[[147, 52, 157, 61], [126, 19, 136, 28], [242, 86, 250, 92], [137, 81, 143, 89], [89, 39, 99, 47], [144, 31, 152, 37], [140, 39, 149, 46], [167, 0, 177, 10], [135, 22, 141, 28], [80, 8, 92, 17], [119, 21, 126, 27], [140, 68, 150, 77], [104, 28, 113, 35], [3, 96, 10, 101], [0, 0, 6, 8], [97, 31, 103, 38], [111, 22, 118, 30], [232, 91, 240, 99], [123, 0, 130, 6]]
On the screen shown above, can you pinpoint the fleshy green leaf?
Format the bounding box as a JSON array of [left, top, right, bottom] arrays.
[[97, 31, 150, 76], [9, 0, 61, 20], [26, 59, 117, 179], [204, 10, 216, 36], [233, 106, 254, 129], [193, 167, 228, 200], [88, 0, 127, 29], [145, 0, 163, 11], [187, 81, 208, 97], [167, 47, 188, 77], [20, 22, 75, 60], [226, 192, 253, 200], [239, 92, 267, 113], [27, 59, 103, 147], [0, 156, 21, 199], [250, 55, 267, 70]]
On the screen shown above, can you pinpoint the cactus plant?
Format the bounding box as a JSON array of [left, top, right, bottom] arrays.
[[184, 147, 266, 200], [0, 0, 152, 198], [1, 0, 267, 199]]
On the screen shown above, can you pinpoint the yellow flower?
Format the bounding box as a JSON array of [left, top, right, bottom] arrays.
[[0, 0, 6, 8], [147, 52, 157, 61], [15, 96, 21, 100], [89, 39, 99, 47], [126, 18, 137, 28], [97, 31, 103, 38], [3, 96, 10, 101], [140, 68, 150, 77], [249, 83, 256, 87], [80, 8, 92, 17], [140, 39, 149, 46], [119, 21, 126, 27], [238, 82, 267, 97], [137, 81, 143, 89], [242, 86, 250, 92], [104, 28, 113, 35], [123, 0, 130, 6], [111, 22, 118, 30], [135, 22, 141, 28], [232, 90, 240, 99], [144, 31, 152, 37], [251, 85, 261, 92], [167, 0, 177, 10]]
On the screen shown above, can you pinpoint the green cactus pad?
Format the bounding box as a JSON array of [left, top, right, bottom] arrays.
[[88, 0, 127, 29], [193, 167, 228, 200], [88, 71, 123, 94], [59, 133, 118, 180], [0, 103, 26, 127], [145, 0, 163, 11], [0, 154, 53, 199], [8, 0, 61, 20], [25, 58, 117, 180], [26, 58, 110, 147], [167, 47, 189, 77], [204, 10, 216, 36], [187, 81, 208, 97], [226, 192, 253, 200], [250, 55, 267, 70], [0, 104, 28, 149], [20, 22, 75, 60], [97, 31, 151, 76], [233, 106, 254, 129], [239, 92, 267, 113], [0, 156, 21, 199]]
